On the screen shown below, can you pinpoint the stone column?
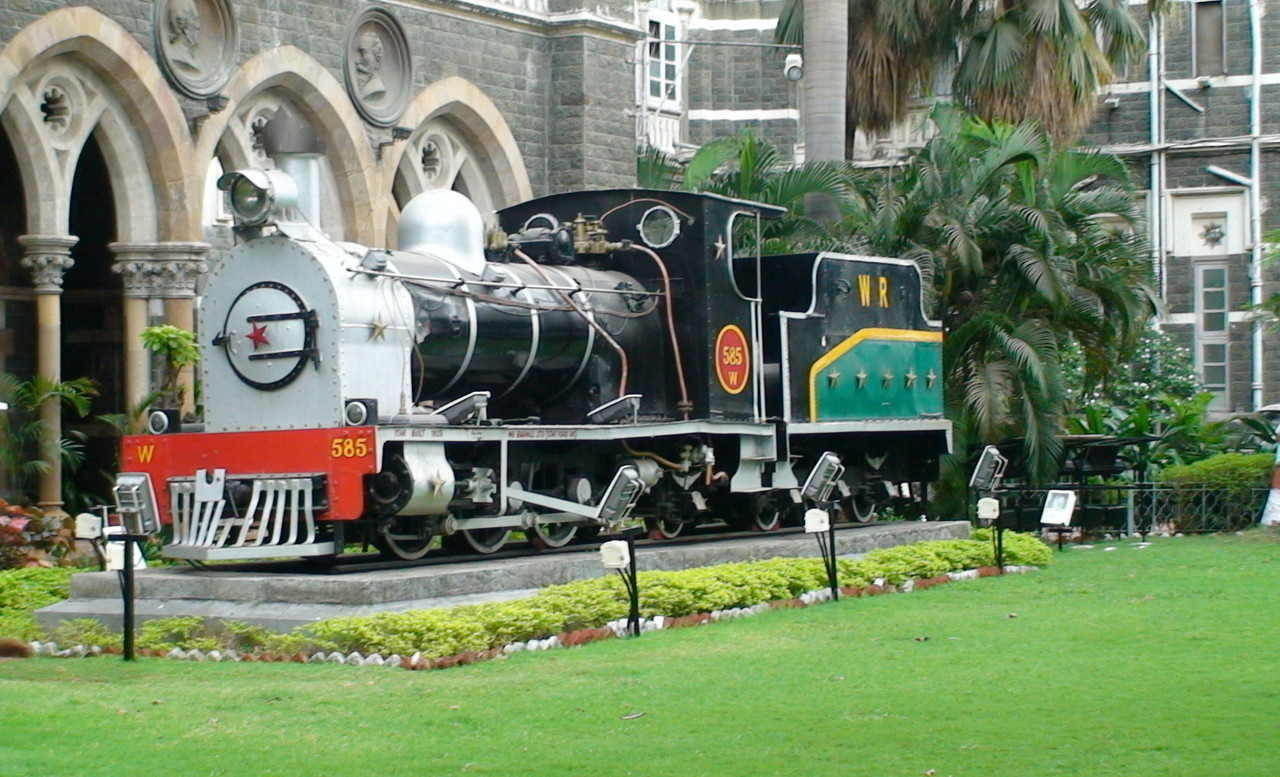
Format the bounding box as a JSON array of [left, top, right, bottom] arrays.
[[547, 19, 644, 192], [108, 243, 165, 414], [154, 243, 210, 416], [17, 234, 78, 514]]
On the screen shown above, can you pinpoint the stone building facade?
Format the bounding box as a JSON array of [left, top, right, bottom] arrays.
[[1077, 1, 1280, 416], [9, 1, 1275, 508], [0, 0, 812, 509], [653, 1, 1280, 417]]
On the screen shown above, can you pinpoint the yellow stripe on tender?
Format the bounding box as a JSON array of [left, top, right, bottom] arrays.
[[807, 327, 943, 421]]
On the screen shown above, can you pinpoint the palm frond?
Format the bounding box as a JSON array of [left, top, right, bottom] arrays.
[[636, 145, 680, 190], [774, 0, 802, 45], [682, 135, 743, 192]]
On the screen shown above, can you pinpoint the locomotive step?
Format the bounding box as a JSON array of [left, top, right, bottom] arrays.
[[164, 541, 339, 560]]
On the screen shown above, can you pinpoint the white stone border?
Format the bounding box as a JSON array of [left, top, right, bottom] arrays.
[[28, 566, 1040, 668]]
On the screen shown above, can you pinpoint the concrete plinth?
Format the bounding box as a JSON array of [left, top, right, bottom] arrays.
[[38, 521, 969, 632]]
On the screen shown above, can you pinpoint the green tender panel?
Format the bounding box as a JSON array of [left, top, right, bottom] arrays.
[[813, 340, 942, 420]]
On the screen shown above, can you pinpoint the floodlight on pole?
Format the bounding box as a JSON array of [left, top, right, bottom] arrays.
[[969, 445, 1009, 573], [600, 530, 643, 637]]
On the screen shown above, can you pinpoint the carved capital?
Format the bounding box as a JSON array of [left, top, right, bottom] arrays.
[[18, 234, 78, 293], [109, 241, 211, 298], [109, 242, 166, 298], [155, 242, 212, 299]]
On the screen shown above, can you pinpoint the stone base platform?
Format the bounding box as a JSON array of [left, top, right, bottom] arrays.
[[38, 521, 969, 632]]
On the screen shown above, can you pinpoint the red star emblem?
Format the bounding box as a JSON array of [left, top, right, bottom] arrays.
[[246, 322, 270, 350]]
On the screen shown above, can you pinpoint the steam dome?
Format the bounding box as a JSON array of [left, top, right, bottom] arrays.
[[397, 189, 487, 275]]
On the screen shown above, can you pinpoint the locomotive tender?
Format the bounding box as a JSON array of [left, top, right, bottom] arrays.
[[116, 168, 950, 560]]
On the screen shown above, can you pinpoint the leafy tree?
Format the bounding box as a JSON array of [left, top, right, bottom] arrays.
[[140, 324, 200, 411], [639, 110, 1156, 495], [1065, 393, 1229, 475], [1062, 325, 1199, 413], [1251, 229, 1280, 331]]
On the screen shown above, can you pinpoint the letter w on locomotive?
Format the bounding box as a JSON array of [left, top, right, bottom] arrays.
[[116, 171, 950, 561]]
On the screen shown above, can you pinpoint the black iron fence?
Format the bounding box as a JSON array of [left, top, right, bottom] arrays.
[[996, 484, 1269, 535]]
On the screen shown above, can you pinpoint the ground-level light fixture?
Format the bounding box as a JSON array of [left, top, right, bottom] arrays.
[[969, 446, 1009, 571], [599, 539, 631, 569], [599, 531, 642, 636], [976, 497, 1000, 527], [801, 451, 844, 503], [803, 507, 830, 534]]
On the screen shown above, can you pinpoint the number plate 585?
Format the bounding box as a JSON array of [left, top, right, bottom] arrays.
[[330, 437, 370, 458]]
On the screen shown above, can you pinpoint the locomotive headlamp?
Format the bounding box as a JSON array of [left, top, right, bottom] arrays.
[[217, 168, 300, 227], [146, 409, 172, 435]]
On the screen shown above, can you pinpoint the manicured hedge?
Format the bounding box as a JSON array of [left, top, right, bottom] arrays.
[[1162, 453, 1269, 488], [0, 567, 75, 640], [1157, 453, 1273, 531], [970, 528, 1053, 567], [1159, 453, 1273, 489], [20, 534, 1049, 657]]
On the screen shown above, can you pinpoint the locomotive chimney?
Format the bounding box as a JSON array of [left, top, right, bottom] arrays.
[[261, 104, 326, 227]]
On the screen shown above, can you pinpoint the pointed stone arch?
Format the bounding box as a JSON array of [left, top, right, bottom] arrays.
[[382, 77, 532, 219], [0, 6, 198, 241], [194, 46, 381, 245], [0, 95, 60, 235]]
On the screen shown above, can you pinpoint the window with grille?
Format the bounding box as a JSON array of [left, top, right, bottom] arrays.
[[1196, 264, 1229, 407], [1193, 0, 1226, 77], [646, 14, 680, 110]]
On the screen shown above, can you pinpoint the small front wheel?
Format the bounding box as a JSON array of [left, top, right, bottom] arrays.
[[372, 518, 434, 560]]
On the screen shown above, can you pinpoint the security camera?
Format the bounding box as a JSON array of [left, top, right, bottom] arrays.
[[784, 52, 804, 82], [1103, 96, 1120, 110]]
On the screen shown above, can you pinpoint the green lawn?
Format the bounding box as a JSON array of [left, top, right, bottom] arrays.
[[2, 533, 1277, 777]]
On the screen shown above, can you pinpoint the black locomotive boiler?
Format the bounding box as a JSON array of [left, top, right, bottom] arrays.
[[117, 171, 950, 561]]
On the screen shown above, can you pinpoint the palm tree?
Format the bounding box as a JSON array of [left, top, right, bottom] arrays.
[[847, 106, 1156, 480], [0, 374, 97, 505], [799, 0, 847, 161], [777, 0, 1167, 145], [636, 144, 680, 190], [634, 131, 860, 254]]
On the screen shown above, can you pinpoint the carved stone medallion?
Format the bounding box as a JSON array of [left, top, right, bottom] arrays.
[[343, 6, 412, 127], [153, 0, 238, 99]]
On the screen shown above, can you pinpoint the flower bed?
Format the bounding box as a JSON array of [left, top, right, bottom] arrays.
[[0, 501, 74, 569]]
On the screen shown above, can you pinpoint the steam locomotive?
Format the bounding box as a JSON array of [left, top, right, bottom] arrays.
[[115, 169, 950, 560]]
